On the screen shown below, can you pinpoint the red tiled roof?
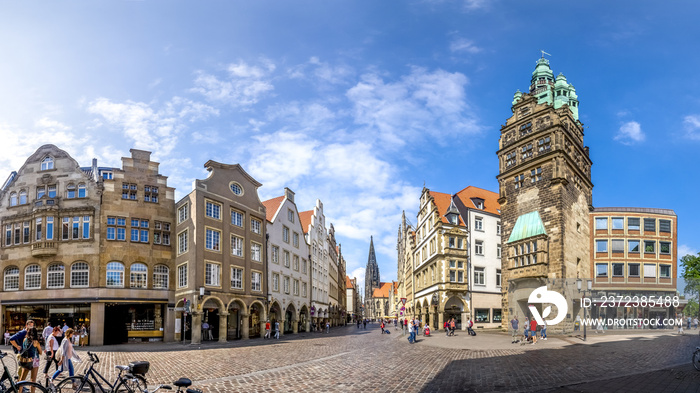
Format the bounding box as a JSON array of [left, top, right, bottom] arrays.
[[262, 196, 285, 222], [298, 210, 314, 234], [454, 186, 500, 216], [372, 282, 393, 298], [345, 276, 354, 289], [429, 190, 465, 226]]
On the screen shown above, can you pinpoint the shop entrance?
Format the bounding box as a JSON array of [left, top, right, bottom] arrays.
[[202, 309, 219, 341], [104, 305, 129, 345]]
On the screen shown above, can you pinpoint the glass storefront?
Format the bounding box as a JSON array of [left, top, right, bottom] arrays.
[[3, 304, 90, 338], [105, 303, 164, 344]]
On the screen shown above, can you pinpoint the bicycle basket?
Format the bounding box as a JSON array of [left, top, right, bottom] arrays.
[[128, 361, 150, 375]]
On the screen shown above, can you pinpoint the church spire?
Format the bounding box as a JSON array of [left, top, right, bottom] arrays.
[[364, 236, 380, 302]]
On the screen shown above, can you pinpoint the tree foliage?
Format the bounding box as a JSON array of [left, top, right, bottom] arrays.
[[681, 253, 700, 301], [686, 298, 699, 318]]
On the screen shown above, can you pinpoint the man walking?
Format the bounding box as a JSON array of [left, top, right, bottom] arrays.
[[510, 316, 519, 343], [264, 320, 271, 339], [42, 322, 53, 345], [326, 321, 330, 333], [274, 321, 280, 339], [529, 317, 538, 344], [408, 319, 415, 343]]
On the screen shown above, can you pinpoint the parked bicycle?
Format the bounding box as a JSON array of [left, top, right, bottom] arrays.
[[54, 352, 149, 393], [169, 378, 202, 393], [0, 350, 48, 393], [693, 346, 700, 371]]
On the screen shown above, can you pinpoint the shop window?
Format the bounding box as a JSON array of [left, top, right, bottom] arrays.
[[47, 264, 65, 289], [475, 309, 490, 323], [25, 265, 41, 290], [130, 263, 148, 288], [106, 262, 125, 288], [4, 267, 19, 291], [493, 309, 502, 323], [153, 265, 169, 289], [71, 262, 89, 288]]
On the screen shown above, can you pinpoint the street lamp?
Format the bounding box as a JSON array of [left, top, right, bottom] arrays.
[[576, 278, 592, 341]]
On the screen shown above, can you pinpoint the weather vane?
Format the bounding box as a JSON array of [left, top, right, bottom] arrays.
[[540, 50, 551, 59]]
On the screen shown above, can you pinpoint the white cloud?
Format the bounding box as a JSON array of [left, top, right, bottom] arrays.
[[351, 267, 366, 297], [678, 244, 699, 258], [449, 38, 482, 54], [683, 115, 700, 140], [191, 59, 275, 106], [287, 57, 355, 87], [614, 121, 645, 144], [346, 67, 480, 146], [87, 97, 217, 157]]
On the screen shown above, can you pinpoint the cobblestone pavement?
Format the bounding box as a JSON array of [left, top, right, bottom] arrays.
[[14, 324, 700, 392]]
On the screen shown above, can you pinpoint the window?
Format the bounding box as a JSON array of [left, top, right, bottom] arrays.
[[37, 186, 45, 199], [595, 218, 608, 230], [47, 264, 65, 288], [251, 242, 262, 262], [178, 204, 188, 223], [271, 246, 279, 264], [283, 226, 290, 243], [251, 218, 261, 234], [496, 269, 502, 286], [231, 268, 243, 289], [595, 240, 608, 253], [19, 190, 27, 205], [231, 235, 243, 257], [48, 185, 56, 198], [628, 240, 640, 252], [23, 221, 29, 243], [505, 151, 516, 167], [475, 240, 484, 255], [293, 255, 299, 271], [35, 218, 42, 241], [659, 242, 671, 254], [230, 182, 243, 196], [530, 167, 542, 183], [302, 282, 307, 297], [628, 217, 640, 230], [660, 265, 671, 278], [537, 136, 551, 152], [82, 216, 90, 239], [178, 263, 188, 288], [251, 272, 261, 291], [514, 174, 524, 189], [77, 184, 86, 198], [644, 240, 655, 253], [9, 192, 17, 206], [70, 262, 89, 288], [612, 263, 624, 277], [475, 217, 483, 231], [283, 276, 290, 294], [449, 237, 455, 248], [283, 251, 290, 267], [596, 264, 608, 277], [272, 273, 279, 291], [520, 122, 532, 136], [474, 267, 485, 285], [25, 265, 41, 290], [41, 156, 54, 171], [288, 209, 294, 222], [205, 228, 221, 251], [302, 259, 307, 274], [231, 210, 243, 227], [101, 171, 113, 180], [644, 218, 655, 232], [628, 263, 640, 277], [497, 244, 502, 258], [144, 186, 158, 203], [521, 144, 533, 159], [106, 262, 124, 287], [644, 264, 656, 278], [476, 309, 490, 323], [293, 279, 299, 295], [293, 232, 299, 247], [205, 201, 221, 220], [72, 216, 80, 239], [4, 267, 19, 290], [122, 183, 137, 200], [66, 184, 76, 199], [153, 265, 169, 289], [497, 222, 501, 236], [450, 270, 456, 282], [612, 217, 624, 230], [659, 219, 671, 233], [130, 263, 147, 288], [4, 224, 10, 246], [457, 238, 463, 249], [153, 221, 170, 245], [205, 262, 221, 287], [178, 230, 188, 254], [611, 239, 624, 253]]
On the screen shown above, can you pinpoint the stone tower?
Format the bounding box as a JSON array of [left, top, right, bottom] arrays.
[[496, 55, 593, 332], [364, 236, 380, 304]]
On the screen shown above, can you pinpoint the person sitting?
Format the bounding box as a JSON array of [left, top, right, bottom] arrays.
[[423, 325, 430, 336]]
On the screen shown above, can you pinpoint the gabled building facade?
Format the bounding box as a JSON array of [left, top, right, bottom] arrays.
[[300, 200, 329, 328], [262, 188, 311, 334]]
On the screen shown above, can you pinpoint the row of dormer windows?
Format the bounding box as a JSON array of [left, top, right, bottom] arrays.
[[8, 184, 87, 207]]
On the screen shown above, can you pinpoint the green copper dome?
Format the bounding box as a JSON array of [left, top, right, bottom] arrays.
[[507, 211, 547, 243]]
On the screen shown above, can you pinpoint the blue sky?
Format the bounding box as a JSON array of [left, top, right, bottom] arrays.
[[1, 1, 699, 293]]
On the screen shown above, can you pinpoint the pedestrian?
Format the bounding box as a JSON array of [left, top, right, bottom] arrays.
[[408, 319, 415, 343], [357, 319, 361, 329], [678, 319, 684, 335], [264, 320, 271, 339], [326, 321, 330, 333], [523, 317, 530, 343], [274, 321, 280, 339], [80, 325, 88, 347], [363, 319, 367, 329], [380, 321, 385, 334], [51, 328, 80, 386], [17, 326, 42, 387], [449, 318, 456, 336], [694, 317, 699, 330], [43, 326, 61, 384], [394, 318, 397, 330], [541, 321, 547, 340], [510, 316, 519, 343], [42, 322, 53, 346], [529, 317, 537, 344], [596, 317, 605, 334]]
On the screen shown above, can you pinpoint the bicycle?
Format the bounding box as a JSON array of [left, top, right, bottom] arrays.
[[54, 352, 149, 393], [0, 350, 48, 393], [693, 346, 700, 371], [169, 378, 202, 393]]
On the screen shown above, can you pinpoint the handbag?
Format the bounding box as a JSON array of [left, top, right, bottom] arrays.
[[17, 342, 34, 370]]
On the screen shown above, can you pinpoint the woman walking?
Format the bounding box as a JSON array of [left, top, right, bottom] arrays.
[[19, 327, 43, 392], [51, 328, 81, 387], [43, 327, 61, 383]]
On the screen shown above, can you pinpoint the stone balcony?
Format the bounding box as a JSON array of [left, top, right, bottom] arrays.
[[509, 262, 549, 280], [31, 241, 58, 257]]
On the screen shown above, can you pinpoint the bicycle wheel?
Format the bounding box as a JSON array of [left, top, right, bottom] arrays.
[[14, 381, 49, 393], [113, 375, 147, 393], [55, 376, 95, 393], [693, 350, 700, 371]]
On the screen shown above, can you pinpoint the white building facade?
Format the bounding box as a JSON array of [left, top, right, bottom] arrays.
[[300, 200, 329, 328]]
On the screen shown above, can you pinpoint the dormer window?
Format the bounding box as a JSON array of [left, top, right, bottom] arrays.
[[471, 198, 485, 210], [41, 157, 54, 171]]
